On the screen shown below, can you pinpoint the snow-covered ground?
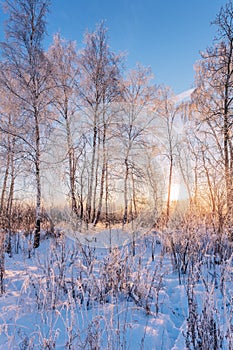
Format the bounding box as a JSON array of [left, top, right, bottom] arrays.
[[0, 227, 232, 349]]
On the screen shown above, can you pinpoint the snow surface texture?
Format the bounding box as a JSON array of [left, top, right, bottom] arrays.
[[0, 228, 232, 349]]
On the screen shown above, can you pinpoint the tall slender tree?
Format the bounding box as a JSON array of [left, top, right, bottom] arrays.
[[79, 22, 122, 224], [119, 64, 156, 225], [149, 87, 178, 223], [0, 0, 51, 248], [193, 1, 233, 221], [48, 34, 81, 217]]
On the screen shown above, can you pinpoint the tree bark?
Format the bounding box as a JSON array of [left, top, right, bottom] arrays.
[[166, 155, 173, 221], [33, 111, 41, 249], [65, 107, 78, 217], [93, 118, 107, 226], [123, 157, 129, 225], [86, 116, 98, 223]]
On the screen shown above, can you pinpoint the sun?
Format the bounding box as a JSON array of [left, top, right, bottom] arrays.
[[170, 184, 180, 202]]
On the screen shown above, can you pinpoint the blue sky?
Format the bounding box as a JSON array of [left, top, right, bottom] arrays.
[[0, 0, 227, 93]]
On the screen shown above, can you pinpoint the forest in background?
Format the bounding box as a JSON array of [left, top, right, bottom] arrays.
[[0, 0, 232, 251], [0, 1, 233, 349]]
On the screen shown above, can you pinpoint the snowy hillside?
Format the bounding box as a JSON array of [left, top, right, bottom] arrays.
[[173, 89, 194, 104]]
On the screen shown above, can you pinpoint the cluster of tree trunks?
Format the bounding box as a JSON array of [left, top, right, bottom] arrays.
[[0, 0, 232, 250]]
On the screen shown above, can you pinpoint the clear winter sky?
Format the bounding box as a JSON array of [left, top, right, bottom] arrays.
[[48, 0, 227, 94], [0, 0, 228, 94]]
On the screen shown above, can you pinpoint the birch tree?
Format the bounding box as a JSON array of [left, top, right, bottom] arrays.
[[0, 90, 19, 255], [79, 22, 122, 224], [118, 64, 156, 225], [0, 0, 51, 248], [193, 1, 233, 222], [48, 34, 81, 218]]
